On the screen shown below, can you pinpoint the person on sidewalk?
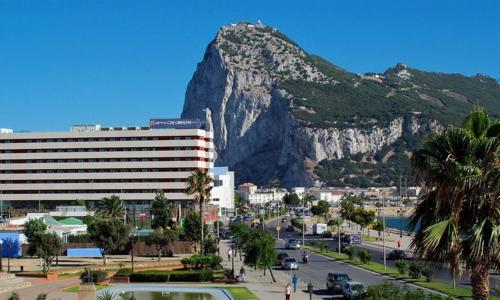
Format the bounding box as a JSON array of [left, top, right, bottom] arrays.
[[239, 266, 246, 282], [292, 273, 298, 292], [227, 248, 232, 261], [285, 283, 292, 300]]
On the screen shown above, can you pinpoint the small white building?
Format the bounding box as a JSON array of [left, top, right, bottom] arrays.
[[247, 188, 287, 205], [210, 167, 235, 210], [292, 187, 306, 199]]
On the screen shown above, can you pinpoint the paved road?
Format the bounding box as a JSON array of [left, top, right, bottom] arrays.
[[266, 218, 499, 295]]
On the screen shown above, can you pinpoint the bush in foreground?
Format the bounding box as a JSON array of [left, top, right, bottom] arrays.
[[365, 281, 451, 300], [357, 248, 372, 264], [79, 269, 108, 283], [181, 254, 222, 270]]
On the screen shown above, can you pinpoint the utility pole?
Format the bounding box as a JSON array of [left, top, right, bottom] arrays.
[[302, 197, 305, 247], [382, 196, 387, 270]]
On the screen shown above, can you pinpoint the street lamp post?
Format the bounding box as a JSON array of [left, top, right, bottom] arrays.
[[302, 197, 306, 247], [131, 229, 137, 273], [231, 242, 235, 277], [0, 239, 3, 272], [382, 197, 387, 270]]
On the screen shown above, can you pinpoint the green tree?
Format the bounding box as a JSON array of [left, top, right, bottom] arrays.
[[183, 212, 208, 253], [303, 194, 316, 205], [311, 200, 330, 220], [185, 169, 213, 254], [283, 193, 301, 206], [372, 221, 385, 240], [31, 232, 62, 273], [23, 219, 47, 255], [202, 234, 219, 255], [146, 228, 178, 261], [357, 248, 372, 264], [36, 293, 47, 300], [88, 218, 129, 265], [243, 229, 277, 282], [150, 190, 173, 230], [96, 195, 125, 220], [410, 108, 500, 300], [352, 208, 375, 237], [6, 292, 20, 300]]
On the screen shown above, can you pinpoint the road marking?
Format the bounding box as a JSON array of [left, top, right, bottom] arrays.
[[304, 249, 454, 299]]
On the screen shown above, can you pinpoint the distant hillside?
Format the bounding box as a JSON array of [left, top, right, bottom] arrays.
[[182, 22, 500, 188]]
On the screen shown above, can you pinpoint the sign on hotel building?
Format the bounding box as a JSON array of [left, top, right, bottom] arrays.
[[0, 119, 214, 211]]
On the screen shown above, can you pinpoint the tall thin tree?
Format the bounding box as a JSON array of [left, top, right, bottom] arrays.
[[185, 169, 213, 254]]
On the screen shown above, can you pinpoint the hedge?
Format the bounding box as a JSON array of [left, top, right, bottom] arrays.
[[129, 269, 214, 282], [79, 269, 108, 283], [180, 254, 222, 270]]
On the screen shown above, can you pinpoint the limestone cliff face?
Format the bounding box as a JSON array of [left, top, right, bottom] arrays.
[[182, 23, 444, 187]]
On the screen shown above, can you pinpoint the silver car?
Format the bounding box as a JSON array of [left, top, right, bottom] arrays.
[[283, 258, 299, 270], [342, 281, 366, 300], [286, 239, 301, 250]]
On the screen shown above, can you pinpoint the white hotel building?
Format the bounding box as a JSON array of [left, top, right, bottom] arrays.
[[0, 120, 214, 212]]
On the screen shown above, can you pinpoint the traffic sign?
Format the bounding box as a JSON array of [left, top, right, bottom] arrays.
[[276, 226, 281, 232]]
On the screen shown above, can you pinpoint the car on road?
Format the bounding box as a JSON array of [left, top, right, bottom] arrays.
[[322, 231, 333, 238], [342, 281, 366, 299], [286, 239, 301, 250], [387, 249, 407, 260], [283, 258, 299, 270], [276, 252, 289, 266], [326, 272, 351, 294], [287, 225, 295, 232]]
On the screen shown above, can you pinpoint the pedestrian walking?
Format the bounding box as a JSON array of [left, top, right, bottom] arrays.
[[227, 248, 232, 261], [239, 266, 246, 282], [285, 283, 292, 300], [292, 273, 298, 293], [397, 240, 401, 249]]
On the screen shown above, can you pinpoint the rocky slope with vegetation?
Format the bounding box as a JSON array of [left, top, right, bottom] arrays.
[[182, 22, 500, 188]]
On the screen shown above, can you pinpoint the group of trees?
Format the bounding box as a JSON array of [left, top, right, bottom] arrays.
[[339, 194, 376, 236], [24, 219, 62, 273], [229, 222, 277, 282]]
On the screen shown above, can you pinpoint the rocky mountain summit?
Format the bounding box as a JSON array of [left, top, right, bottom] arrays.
[[182, 22, 500, 188]]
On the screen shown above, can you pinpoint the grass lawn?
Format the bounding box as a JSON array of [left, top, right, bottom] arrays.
[[63, 285, 107, 293], [223, 287, 259, 300], [304, 246, 500, 300]]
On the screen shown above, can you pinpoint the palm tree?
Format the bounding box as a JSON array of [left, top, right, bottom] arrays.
[[96, 195, 125, 220], [410, 108, 499, 300], [185, 169, 213, 254]]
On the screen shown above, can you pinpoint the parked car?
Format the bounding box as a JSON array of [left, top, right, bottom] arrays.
[[276, 252, 289, 266], [326, 272, 351, 294], [387, 249, 407, 260], [283, 258, 299, 270], [287, 225, 295, 232], [342, 281, 366, 299], [286, 239, 301, 250], [322, 231, 333, 238]]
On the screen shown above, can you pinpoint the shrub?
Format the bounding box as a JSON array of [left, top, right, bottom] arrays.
[[345, 246, 355, 260], [421, 265, 434, 282], [181, 254, 222, 270], [395, 259, 407, 275], [408, 262, 422, 279], [366, 281, 449, 300], [319, 241, 328, 252], [129, 269, 214, 282], [113, 268, 132, 277], [357, 249, 372, 264], [36, 294, 47, 300], [79, 269, 108, 283]]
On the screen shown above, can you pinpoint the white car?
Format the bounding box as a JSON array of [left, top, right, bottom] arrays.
[[283, 258, 299, 270], [342, 281, 366, 300], [286, 239, 301, 250]]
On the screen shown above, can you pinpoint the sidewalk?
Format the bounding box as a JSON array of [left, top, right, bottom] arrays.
[[220, 240, 322, 300]]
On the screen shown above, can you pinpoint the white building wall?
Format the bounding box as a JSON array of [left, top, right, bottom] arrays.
[[210, 170, 235, 210], [0, 128, 214, 205]]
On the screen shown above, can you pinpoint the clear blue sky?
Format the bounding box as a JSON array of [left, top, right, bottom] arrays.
[[1, 0, 499, 131]]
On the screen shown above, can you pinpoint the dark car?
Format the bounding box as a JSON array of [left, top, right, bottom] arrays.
[[387, 249, 407, 260], [326, 272, 351, 294], [287, 225, 295, 232], [276, 252, 289, 266], [322, 231, 333, 238]]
